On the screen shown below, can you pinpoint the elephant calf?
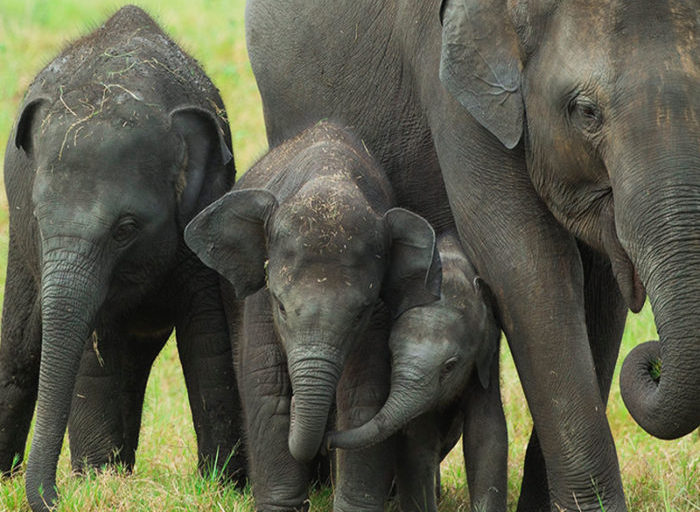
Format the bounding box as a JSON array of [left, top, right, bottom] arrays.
[[327, 231, 507, 512], [0, 6, 245, 511], [185, 120, 442, 511]]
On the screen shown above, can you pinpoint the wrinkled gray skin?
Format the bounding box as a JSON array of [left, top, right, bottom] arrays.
[[246, 0, 699, 510], [0, 7, 245, 511], [328, 232, 507, 512], [185, 121, 442, 511]]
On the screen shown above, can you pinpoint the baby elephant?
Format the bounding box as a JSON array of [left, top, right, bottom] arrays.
[[186, 120, 441, 511], [327, 231, 507, 512], [0, 6, 244, 511]]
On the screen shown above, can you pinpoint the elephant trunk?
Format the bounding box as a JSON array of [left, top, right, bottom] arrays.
[[286, 347, 343, 463], [326, 371, 434, 451], [615, 147, 700, 439], [25, 241, 105, 512]]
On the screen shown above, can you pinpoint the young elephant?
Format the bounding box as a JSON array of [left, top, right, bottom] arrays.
[[185, 120, 441, 511], [0, 6, 244, 511], [327, 232, 507, 512]]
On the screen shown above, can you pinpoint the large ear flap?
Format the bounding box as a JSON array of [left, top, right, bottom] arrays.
[[439, 0, 524, 149], [472, 276, 501, 389], [184, 188, 278, 299], [170, 105, 234, 227], [382, 208, 442, 319], [15, 98, 49, 155]]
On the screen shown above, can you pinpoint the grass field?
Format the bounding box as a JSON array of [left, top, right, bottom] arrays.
[[0, 1, 697, 510]]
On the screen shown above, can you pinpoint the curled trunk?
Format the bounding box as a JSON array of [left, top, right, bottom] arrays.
[[615, 151, 700, 439], [25, 243, 105, 512], [327, 374, 433, 451]]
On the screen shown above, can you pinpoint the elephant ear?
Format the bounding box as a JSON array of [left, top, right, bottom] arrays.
[[382, 208, 442, 319], [439, 0, 524, 149], [15, 97, 50, 155], [184, 188, 278, 298], [472, 276, 501, 389], [170, 105, 234, 227]]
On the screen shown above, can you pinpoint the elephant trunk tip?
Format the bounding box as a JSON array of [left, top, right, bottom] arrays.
[[25, 470, 58, 512], [620, 340, 700, 440], [322, 420, 384, 452]]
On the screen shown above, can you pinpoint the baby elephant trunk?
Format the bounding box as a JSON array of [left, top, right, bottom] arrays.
[[326, 376, 432, 451], [286, 348, 343, 463]]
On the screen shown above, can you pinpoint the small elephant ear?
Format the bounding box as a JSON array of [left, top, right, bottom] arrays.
[[382, 208, 442, 319], [170, 105, 234, 227], [15, 98, 49, 155], [472, 276, 501, 389], [184, 188, 278, 298], [439, 0, 524, 149]]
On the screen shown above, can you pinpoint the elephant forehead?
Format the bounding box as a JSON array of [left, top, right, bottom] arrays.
[[272, 196, 385, 257], [37, 112, 179, 187], [391, 306, 470, 353]]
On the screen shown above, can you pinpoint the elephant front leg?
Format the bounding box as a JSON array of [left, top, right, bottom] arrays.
[[118, 330, 171, 468], [176, 269, 246, 486], [517, 242, 628, 512], [431, 126, 625, 511], [0, 253, 41, 475], [334, 307, 394, 512], [69, 326, 169, 473], [240, 290, 310, 511], [68, 328, 125, 472], [394, 414, 441, 512], [462, 356, 508, 512]]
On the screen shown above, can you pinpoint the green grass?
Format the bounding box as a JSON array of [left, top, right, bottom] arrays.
[[0, 1, 698, 510]]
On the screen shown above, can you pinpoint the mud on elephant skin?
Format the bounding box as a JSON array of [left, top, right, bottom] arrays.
[[246, 0, 699, 510], [186, 120, 442, 511], [0, 6, 245, 511], [327, 231, 507, 512]]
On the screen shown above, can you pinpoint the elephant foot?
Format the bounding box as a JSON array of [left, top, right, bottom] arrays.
[[197, 447, 248, 489], [0, 446, 23, 477], [334, 493, 386, 512], [256, 502, 310, 512]]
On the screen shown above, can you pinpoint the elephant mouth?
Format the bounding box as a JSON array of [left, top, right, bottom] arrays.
[[611, 243, 646, 313], [602, 208, 646, 312]]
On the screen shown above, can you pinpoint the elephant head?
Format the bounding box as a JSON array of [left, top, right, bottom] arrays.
[[185, 180, 441, 463], [440, 0, 700, 439], [13, 95, 231, 509], [326, 232, 500, 450]]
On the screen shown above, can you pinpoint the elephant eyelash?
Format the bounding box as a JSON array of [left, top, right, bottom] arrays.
[[564, 91, 604, 135], [112, 216, 140, 245]]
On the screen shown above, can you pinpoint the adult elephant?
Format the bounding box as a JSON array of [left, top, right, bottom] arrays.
[[245, 0, 699, 510], [0, 6, 244, 511]]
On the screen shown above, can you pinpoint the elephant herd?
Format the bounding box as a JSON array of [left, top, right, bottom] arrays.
[[0, 2, 697, 512]]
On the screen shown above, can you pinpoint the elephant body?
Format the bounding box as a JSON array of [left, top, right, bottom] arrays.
[[0, 6, 245, 510], [329, 231, 507, 512], [186, 121, 442, 511], [246, 1, 699, 510]]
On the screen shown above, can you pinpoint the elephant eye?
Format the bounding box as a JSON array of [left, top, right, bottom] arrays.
[[112, 216, 140, 245], [441, 356, 459, 376], [567, 94, 603, 134], [277, 300, 287, 319]]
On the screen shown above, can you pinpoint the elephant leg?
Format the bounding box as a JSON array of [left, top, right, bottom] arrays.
[[176, 269, 245, 486], [430, 120, 625, 510], [118, 330, 171, 468], [516, 243, 627, 512], [240, 290, 310, 511], [69, 328, 124, 472], [462, 353, 508, 512], [0, 251, 41, 475], [395, 414, 441, 512], [334, 306, 394, 512]]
